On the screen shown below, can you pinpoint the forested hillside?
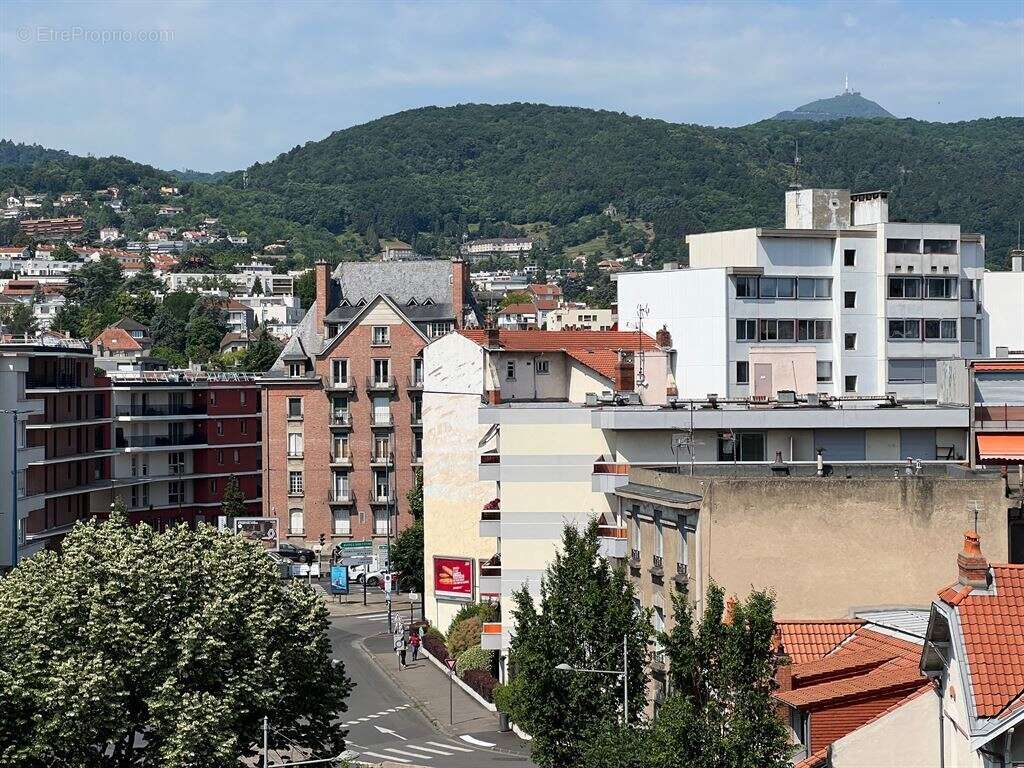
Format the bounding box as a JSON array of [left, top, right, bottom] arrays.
[[3, 105, 1022, 267]]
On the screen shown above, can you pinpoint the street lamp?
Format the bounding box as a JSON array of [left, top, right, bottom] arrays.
[[555, 634, 629, 724]]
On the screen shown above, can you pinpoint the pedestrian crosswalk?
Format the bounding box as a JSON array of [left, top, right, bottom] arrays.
[[342, 704, 411, 727], [353, 738, 475, 763]]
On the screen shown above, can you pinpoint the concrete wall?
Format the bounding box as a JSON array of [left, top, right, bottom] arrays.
[[629, 468, 1008, 618], [829, 689, 939, 768], [982, 271, 1024, 355], [686, 229, 759, 268]]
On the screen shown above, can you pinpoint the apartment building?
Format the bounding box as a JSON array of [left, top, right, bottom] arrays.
[[618, 188, 986, 401], [546, 306, 615, 331], [980, 248, 1024, 356], [459, 237, 534, 263], [92, 371, 263, 527], [19, 216, 85, 239], [261, 258, 479, 552], [422, 328, 673, 649]]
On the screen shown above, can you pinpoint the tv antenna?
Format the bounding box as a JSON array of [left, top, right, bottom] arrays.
[[843, 73, 851, 95], [635, 303, 650, 387], [968, 500, 980, 532], [672, 429, 704, 476], [789, 140, 802, 190]]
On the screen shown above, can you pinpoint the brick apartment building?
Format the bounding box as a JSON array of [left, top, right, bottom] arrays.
[[261, 258, 479, 551], [19, 217, 85, 239]]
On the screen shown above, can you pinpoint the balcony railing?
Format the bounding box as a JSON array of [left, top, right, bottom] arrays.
[[674, 562, 689, 589], [329, 412, 352, 427], [630, 549, 641, 564], [371, 452, 395, 466], [26, 373, 88, 389], [330, 452, 352, 465], [116, 433, 204, 448], [371, 413, 393, 428], [368, 491, 395, 505], [115, 403, 205, 417], [327, 489, 351, 503], [407, 375, 424, 391], [480, 453, 500, 465], [366, 375, 397, 392], [480, 558, 501, 578], [411, 411, 423, 426], [651, 555, 665, 578], [326, 377, 354, 391]]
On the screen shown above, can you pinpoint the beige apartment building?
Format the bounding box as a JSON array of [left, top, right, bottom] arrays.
[[545, 306, 615, 331]]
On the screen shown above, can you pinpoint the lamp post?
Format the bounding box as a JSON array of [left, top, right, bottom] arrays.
[[555, 634, 629, 724]]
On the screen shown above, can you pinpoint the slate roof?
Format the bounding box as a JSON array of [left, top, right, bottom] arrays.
[[333, 260, 454, 306]]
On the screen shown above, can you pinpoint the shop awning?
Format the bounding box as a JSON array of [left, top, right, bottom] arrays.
[[976, 434, 1024, 462]]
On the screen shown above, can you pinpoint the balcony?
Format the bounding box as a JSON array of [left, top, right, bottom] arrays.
[[629, 549, 641, 572], [115, 403, 205, 418], [329, 452, 352, 467], [370, 452, 394, 467], [592, 458, 630, 493], [327, 489, 352, 504], [368, 491, 395, 505], [480, 499, 500, 537], [116, 432, 204, 449], [479, 451, 500, 481], [674, 562, 689, 590], [650, 555, 665, 579], [26, 373, 89, 390], [410, 411, 423, 428], [329, 412, 352, 428], [597, 524, 628, 559], [479, 556, 501, 596], [481, 622, 503, 651], [371, 413, 393, 429], [407, 374, 424, 392], [366, 375, 397, 392], [325, 378, 354, 392]]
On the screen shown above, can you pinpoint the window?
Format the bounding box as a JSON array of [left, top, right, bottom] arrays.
[[735, 319, 757, 342], [887, 238, 920, 254], [844, 375, 857, 393], [631, 514, 641, 556], [759, 277, 796, 299], [718, 432, 765, 461], [332, 435, 349, 461], [797, 277, 832, 299], [374, 470, 390, 501], [654, 515, 664, 559], [888, 319, 921, 340], [678, 527, 689, 570], [210, 391, 217, 406], [816, 361, 833, 383], [374, 436, 390, 461], [924, 239, 957, 255], [506, 360, 516, 380], [536, 359, 550, 375], [168, 481, 184, 505], [372, 396, 390, 426], [427, 321, 453, 338], [414, 433, 423, 461], [168, 451, 184, 475], [217, 449, 224, 465], [411, 396, 423, 424], [759, 319, 795, 341], [332, 396, 349, 418], [844, 291, 856, 309], [888, 276, 922, 298], [372, 326, 390, 345], [287, 397, 302, 418], [332, 509, 351, 536], [888, 359, 938, 384], [287, 432, 303, 457], [332, 359, 349, 385], [843, 249, 856, 267], [288, 362, 303, 378], [240, 390, 247, 406], [844, 333, 857, 351], [288, 470, 304, 495], [289, 508, 304, 535], [374, 508, 390, 536], [216, 420, 224, 436], [240, 420, 248, 435], [923, 319, 958, 340], [233, 449, 239, 463], [412, 358, 424, 384], [372, 359, 390, 385], [736, 361, 749, 384], [926, 277, 957, 299], [735, 275, 757, 298], [961, 317, 976, 343], [210, 479, 217, 493], [797, 319, 832, 341], [960, 279, 975, 300]]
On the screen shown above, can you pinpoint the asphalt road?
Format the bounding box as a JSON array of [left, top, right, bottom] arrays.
[[328, 612, 536, 767]]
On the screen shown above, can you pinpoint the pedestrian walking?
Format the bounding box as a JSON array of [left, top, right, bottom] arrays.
[[409, 629, 421, 661], [395, 632, 408, 668]]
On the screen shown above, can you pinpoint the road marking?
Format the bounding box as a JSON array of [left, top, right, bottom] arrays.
[[401, 744, 453, 755], [359, 750, 410, 763], [383, 747, 431, 760], [374, 725, 407, 740], [425, 741, 473, 753], [358, 717, 370, 722], [460, 735, 496, 747]]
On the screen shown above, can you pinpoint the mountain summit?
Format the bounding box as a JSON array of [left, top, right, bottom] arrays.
[[771, 86, 894, 122]]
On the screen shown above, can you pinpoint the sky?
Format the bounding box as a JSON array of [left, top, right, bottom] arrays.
[[2, 0, 1022, 171]]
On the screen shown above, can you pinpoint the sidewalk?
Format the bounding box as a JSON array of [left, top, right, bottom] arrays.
[[360, 633, 531, 758], [314, 581, 421, 619]]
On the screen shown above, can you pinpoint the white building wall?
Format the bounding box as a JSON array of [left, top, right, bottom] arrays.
[[982, 271, 1024, 355]]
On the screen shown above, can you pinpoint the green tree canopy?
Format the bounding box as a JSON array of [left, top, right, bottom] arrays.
[[0, 301, 37, 335], [151, 291, 200, 351], [499, 290, 532, 308], [242, 325, 282, 373], [221, 474, 246, 518], [508, 520, 653, 768], [0, 510, 352, 767], [184, 298, 229, 363]]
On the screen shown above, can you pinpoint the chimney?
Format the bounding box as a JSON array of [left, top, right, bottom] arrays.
[[957, 530, 990, 590], [614, 350, 635, 392], [314, 258, 331, 333], [1011, 248, 1024, 273], [655, 324, 672, 349], [452, 258, 469, 329]]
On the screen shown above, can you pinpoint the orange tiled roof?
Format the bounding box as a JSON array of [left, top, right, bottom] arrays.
[[795, 747, 829, 768], [946, 565, 1024, 717], [777, 660, 924, 708], [92, 327, 142, 351], [774, 620, 864, 663], [497, 303, 537, 315]]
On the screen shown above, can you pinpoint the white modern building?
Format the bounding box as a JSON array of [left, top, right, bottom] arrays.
[[981, 249, 1024, 357], [618, 189, 986, 402], [459, 237, 534, 263]]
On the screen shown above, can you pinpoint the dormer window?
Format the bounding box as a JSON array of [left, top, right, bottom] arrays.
[[288, 362, 303, 377], [407, 298, 418, 306], [422, 297, 434, 306]]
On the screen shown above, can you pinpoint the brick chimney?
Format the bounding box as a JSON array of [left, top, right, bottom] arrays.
[[656, 324, 672, 349], [452, 258, 469, 329], [614, 350, 635, 392], [314, 258, 331, 334], [957, 530, 990, 590]]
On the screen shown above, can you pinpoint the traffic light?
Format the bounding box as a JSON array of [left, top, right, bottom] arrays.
[[319, 533, 325, 548]]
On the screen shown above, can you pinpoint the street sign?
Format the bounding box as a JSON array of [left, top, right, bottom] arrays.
[[445, 658, 457, 672], [410, 592, 420, 603], [339, 540, 373, 550], [384, 573, 393, 594]]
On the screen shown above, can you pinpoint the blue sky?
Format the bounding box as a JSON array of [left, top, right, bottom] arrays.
[[2, 0, 1022, 171]]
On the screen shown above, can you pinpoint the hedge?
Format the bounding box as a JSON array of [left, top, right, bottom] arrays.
[[463, 668, 498, 702], [447, 616, 482, 657], [455, 645, 492, 676], [422, 635, 450, 663]]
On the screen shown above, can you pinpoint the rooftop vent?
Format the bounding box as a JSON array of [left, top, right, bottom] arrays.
[[777, 390, 796, 405]]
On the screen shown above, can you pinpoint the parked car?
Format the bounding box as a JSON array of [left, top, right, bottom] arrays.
[[275, 542, 314, 565]]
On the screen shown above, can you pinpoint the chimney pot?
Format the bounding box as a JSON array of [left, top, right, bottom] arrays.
[[655, 324, 672, 349], [614, 349, 635, 392], [957, 530, 990, 590]]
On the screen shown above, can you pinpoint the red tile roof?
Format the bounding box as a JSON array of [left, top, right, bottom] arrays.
[[497, 303, 537, 315], [795, 747, 829, 768], [92, 327, 143, 351], [942, 564, 1024, 717], [774, 620, 864, 663]]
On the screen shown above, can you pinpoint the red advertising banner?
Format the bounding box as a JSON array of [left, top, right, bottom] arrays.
[[433, 555, 474, 600]]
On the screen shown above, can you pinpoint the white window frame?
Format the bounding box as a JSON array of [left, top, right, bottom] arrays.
[[536, 359, 550, 375], [289, 508, 304, 535], [372, 326, 390, 346], [332, 508, 352, 536], [288, 470, 304, 495]]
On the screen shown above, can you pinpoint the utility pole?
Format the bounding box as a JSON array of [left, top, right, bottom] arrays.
[[262, 715, 269, 768]]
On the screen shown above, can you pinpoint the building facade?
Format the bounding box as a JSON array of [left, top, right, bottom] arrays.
[[618, 188, 986, 401]]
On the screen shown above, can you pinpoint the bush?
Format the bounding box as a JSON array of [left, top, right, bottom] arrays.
[[449, 601, 497, 629], [422, 635, 449, 662], [463, 668, 498, 702], [424, 625, 445, 644], [492, 682, 511, 714], [447, 616, 482, 657], [456, 645, 493, 676]]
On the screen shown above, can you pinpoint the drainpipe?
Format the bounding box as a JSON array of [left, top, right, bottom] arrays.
[[937, 679, 945, 768], [1004, 726, 1014, 768]]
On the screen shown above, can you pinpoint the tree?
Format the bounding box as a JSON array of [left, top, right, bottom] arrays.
[[390, 470, 424, 591], [242, 325, 282, 373], [0, 302, 37, 335], [507, 521, 652, 768], [499, 290, 532, 309], [406, 467, 423, 520], [295, 269, 316, 310], [151, 291, 199, 351], [184, 299, 229, 363], [0, 511, 352, 767], [250, 278, 263, 296], [221, 474, 246, 519]]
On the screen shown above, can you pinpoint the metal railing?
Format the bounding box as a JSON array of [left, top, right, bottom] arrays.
[[330, 411, 352, 426], [328, 489, 351, 503], [115, 433, 204, 448], [371, 413, 393, 427], [365, 375, 397, 391], [630, 548, 640, 563], [407, 375, 424, 390], [116, 403, 205, 417]]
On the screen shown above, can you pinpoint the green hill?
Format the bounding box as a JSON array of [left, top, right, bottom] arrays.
[[771, 91, 894, 121], [2, 104, 1021, 267]]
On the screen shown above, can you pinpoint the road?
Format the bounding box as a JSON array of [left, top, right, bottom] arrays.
[[328, 611, 536, 767]]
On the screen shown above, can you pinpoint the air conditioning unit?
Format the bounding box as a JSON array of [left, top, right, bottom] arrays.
[[805, 393, 820, 407], [585, 393, 599, 407], [777, 390, 796, 404]]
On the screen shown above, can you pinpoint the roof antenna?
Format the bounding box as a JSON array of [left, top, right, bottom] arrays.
[[789, 139, 802, 190], [635, 303, 649, 388], [968, 500, 980, 532], [843, 73, 851, 95]]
